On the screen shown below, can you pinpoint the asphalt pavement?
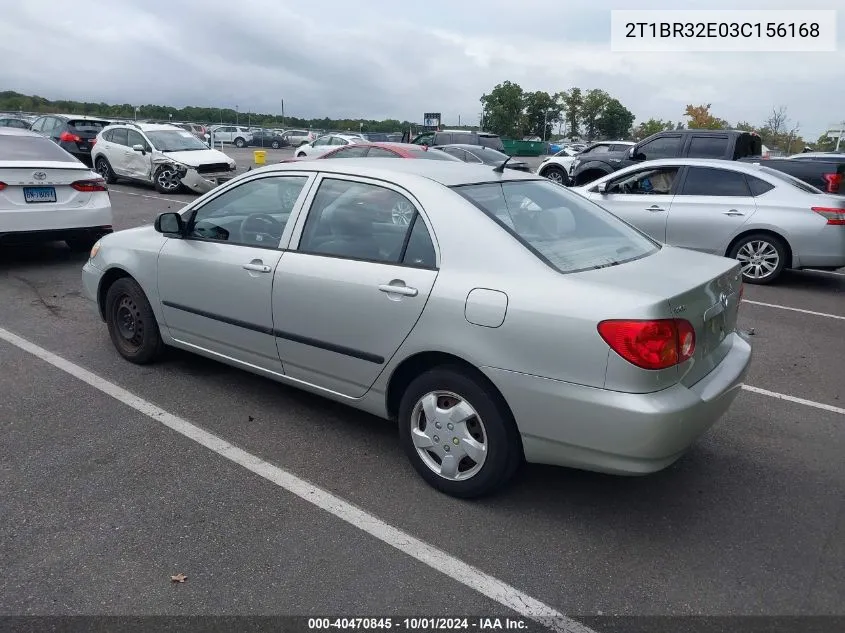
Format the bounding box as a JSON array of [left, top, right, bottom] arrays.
[[0, 150, 843, 632]]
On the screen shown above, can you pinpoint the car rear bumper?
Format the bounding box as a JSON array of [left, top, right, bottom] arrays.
[[791, 226, 845, 269], [0, 196, 113, 238], [481, 331, 752, 475]]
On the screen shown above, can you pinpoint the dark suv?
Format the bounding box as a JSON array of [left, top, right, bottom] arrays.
[[570, 129, 763, 186], [409, 130, 505, 152], [30, 114, 111, 166]]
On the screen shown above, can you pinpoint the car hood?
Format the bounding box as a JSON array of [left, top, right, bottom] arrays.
[[160, 148, 233, 167]]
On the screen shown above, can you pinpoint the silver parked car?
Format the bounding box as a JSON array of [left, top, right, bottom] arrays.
[[572, 158, 845, 284], [81, 160, 751, 497]]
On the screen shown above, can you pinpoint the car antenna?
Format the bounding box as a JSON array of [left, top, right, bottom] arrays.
[[492, 155, 512, 173]]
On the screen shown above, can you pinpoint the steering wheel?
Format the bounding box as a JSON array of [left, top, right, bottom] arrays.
[[240, 213, 283, 245]]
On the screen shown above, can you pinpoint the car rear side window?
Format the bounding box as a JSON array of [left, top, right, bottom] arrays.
[[680, 167, 751, 196], [0, 134, 79, 162], [298, 179, 423, 265], [454, 180, 659, 274], [111, 128, 128, 146], [687, 136, 728, 158], [478, 135, 504, 151], [759, 166, 823, 193], [747, 175, 775, 196], [403, 215, 436, 268]]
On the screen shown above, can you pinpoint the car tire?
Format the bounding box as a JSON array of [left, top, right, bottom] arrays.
[[104, 277, 165, 364], [297, 151, 307, 158], [541, 165, 568, 185], [235, 137, 246, 148], [271, 141, 280, 149], [65, 235, 99, 252], [154, 165, 182, 194], [397, 366, 522, 498], [728, 233, 788, 285], [95, 157, 117, 184]]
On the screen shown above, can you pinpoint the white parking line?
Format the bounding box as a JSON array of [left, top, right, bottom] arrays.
[[0, 326, 592, 633], [742, 300, 845, 321], [109, 188, 190, 205], [742, 385, 845, 416]]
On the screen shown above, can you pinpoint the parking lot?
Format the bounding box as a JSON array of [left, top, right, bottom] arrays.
[[1, 148, 843, 632]]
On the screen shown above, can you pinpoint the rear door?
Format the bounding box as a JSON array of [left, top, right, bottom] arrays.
[[584, 165, 681, 241], [272, 175, 439, 398], [666, 166, 757, 254]]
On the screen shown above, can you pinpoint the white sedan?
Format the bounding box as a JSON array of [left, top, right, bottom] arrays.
[[295, 134, 365, 158], [537, 141, 635, 185], [0, 127, 113, 251]]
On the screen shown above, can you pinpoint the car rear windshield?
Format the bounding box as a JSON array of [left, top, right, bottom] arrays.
[[733, 133, 762, 159], [758, 166, 823, 193], [477, 135, 504, 151], [453, 180, 659, 273], [0, 134, 79, 162], [408, 147, 460, 161], [68, 120, 109, 132]]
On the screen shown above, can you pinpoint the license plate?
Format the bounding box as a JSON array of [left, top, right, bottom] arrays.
[[23, 187, 57, 203]]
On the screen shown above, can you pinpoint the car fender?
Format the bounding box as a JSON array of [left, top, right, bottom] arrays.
[[723, 221, 795, 266]]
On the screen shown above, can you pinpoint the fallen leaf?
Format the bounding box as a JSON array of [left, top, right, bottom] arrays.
[[170, 573, 188, 583]]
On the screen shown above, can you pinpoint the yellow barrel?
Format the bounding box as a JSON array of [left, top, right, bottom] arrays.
[[253, 150, 266, 165]]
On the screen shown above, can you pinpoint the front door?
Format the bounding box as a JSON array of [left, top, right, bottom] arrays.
[[272, 175, 439, 398], [666, 166, 757, 254], [125, 129, 153, 180], [156, 173, 313, 373], [586, 166, 681, 242]]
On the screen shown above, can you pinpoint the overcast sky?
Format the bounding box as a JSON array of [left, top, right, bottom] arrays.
[[2, 0, 843, 138]]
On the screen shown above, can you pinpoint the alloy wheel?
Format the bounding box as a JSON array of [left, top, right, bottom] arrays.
[[156, 169, 181, 192], [736, 240, 779, 280], [391, 200, 414, 225]]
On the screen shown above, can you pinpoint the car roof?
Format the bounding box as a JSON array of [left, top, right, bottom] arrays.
[[438, 143, 506, 153], [44, 114, 111, 121], [609, 157, 774, 175], [264, 157, 542, 186], [0, 127, 42, 138]]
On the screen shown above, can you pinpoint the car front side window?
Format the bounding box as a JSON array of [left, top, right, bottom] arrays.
[[606, 167, 679, 195], [187, 176, 308, 247]]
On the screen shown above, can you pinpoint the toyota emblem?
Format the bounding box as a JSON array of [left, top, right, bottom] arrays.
[[32, 171, 47, 181]]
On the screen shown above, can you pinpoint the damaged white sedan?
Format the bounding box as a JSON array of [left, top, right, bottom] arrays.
[[92, 122, 237, 195]]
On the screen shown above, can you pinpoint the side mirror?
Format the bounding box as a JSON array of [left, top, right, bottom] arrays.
[[596, 182, 608, 194], [132, 144, 145, 153], [154, 212, 184, 236]]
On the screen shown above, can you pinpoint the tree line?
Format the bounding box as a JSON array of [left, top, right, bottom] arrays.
[[479, 82, 833, 152]]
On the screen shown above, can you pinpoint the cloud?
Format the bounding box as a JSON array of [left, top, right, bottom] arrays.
[[2, 0, 842, 138]]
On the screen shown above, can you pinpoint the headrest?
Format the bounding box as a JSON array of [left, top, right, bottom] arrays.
[[535, 207, 576, 237]]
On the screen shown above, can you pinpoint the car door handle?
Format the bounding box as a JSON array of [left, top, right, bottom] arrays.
[[723, 210, 744, 216], [243, 261, 271, 273], [646, 205, 666, 212], [378, 283, 418, 297]]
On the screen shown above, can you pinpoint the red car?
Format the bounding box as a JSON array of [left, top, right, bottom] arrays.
[[279, 142, 461, 163]]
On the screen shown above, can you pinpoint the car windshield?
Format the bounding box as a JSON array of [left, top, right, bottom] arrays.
[[453, 180, 659, 273], [146, 130, 209, 152], [758, 166, 823, 193], [0, 134, 79, 162]]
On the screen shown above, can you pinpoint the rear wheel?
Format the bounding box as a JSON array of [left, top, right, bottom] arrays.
[[541, 165, 568, 185], [271, 140, 280, 149], [154, 165, 182, 194], [728, 233, 787, 284], [234, 137, 246, 148], [95, 157, 116, 184], [104, 277, 164, 364], [397, 366, 521, 498]]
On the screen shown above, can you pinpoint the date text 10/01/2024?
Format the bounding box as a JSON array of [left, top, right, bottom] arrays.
[[307, 618, 528, 630], [624, 22, 820, 39]]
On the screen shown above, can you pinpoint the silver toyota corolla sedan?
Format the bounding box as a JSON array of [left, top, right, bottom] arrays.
[[82, 159, 752, 497], [571, 158, 845, 284]]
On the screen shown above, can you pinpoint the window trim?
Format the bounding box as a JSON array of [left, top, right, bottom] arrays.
[[288, 172, 440, 270], [451, 180, 660, 276], [179, 172, 317, 251]]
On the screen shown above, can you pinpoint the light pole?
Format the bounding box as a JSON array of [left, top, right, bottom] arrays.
[[281, 99, 285, 127], [235, 105, 239, 126], [836, 120, 845, 151], [134, 106, 139, 121]]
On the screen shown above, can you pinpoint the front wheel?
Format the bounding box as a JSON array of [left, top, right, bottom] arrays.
[[104, 277, 164, 364], [541, 166, 568, 185], [297, 151, 307, 158], [398, 367, 521, 498], [728, 233, 787, 284], [271, 140, 280, 149], [154, 165, 182, 194]]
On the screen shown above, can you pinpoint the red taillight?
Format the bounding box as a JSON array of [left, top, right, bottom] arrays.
[[822, 173, 842, 194], [59, 131, 82, 143], [598, 319, 696, 370], [0, 182, 6, 191], [71, 178, 107, 192], [811, 206, 845, 225], [90, 138, 97, 146]]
